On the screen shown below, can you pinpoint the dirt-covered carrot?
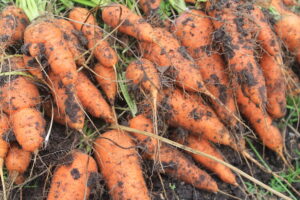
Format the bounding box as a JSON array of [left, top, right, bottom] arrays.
[[94, 63, 117, 105], [236, 86, 283, 156], [24, 20, 78, 86], [173, 9, 238, 126], [160, 88, 241, 150], [0, 6, 28, 54], [23, 55, 43, 79], [47, 150, 98, 200], [0, 57, 45, 152], [68, 7, 118, 67], [129, 115, 218, 192], [5, 143, 32, 184], [140, 28, 209, 94], [53, 18, 86, 66], [271, 0, 300, 63], [206, 0, 267, 106], [172, 133, 237, 185], [76, 72, 115, 123], [260, 53, 286, 118], [102, 3, 155, 42], [94, 130, 150, 200], [47, 71, 85, 130], [138, 0, 161, 15]]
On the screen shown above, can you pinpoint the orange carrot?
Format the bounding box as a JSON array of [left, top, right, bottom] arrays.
[[173, 9, 238, 126], [0, 57, 45, 152], [94, 130, 151, 200], [129, 114, 218, 192], [236, 86, 283, 156], [138, 0, 161, 15], [5, 143, 32, 184], [0, 6, 28, 54], [172, 133, 237, 185], [102, 3, 155, 42], [94, 63, 117, 104], [76, 72, 115, 123], [43, 101, 67, 126], [260, 53, 286, 118], [23, 55, 43, 79], [47, 151, 98, 200], [0, 113, 9, 160], [206, 0, 267, 106], [140, 28, 209, 94], [47, 71, 85, 130], [53, 18, 86, 66], [68, 7, 118, 67], [160, 88, 241, 150], [24, 21, 78, 86]]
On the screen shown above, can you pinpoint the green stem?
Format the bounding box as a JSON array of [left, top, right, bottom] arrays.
[[16, 0, 46, 21], [168, 0, 187, 14], [66, 0, 111, 8]]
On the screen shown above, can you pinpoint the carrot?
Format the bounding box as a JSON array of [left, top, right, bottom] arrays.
[[270, 0, 300, 63], [102, 3, 155, 42], [76, 72, 115, 123], [11, 108, 45, 152], [94, 130, 150, 200], [145, 144, 218, 192], [47, 71, 85, 130], [0, 57, 45, 152], [5, 143, 32, 184], [128, 114, 218, 192], [160, 88, 242, 150], [0, 6, 28, 54], [24, 20, 78, 86], [43, 101, 68, 126], [236, 86, 284, 156], [47, 150, 98, 200], [138, 0, 161, 15], [23, 55, 43, 79], [0, 57, 40, 115], [94, 63, 117, 105], [206, 0, 267, 106], [260, 53, 286, 118], [172, 133, 237, 185], [140, 28, 209, 94], [282, 0, 298, 6], [52, 18, 86, 66], [68, 7, 118, 67], [173, 9, 238, 126]]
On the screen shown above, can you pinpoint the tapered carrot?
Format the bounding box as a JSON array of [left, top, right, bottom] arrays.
[[47, 151, 98, 200], [172, 133, 237, 185], [129, 114, 218, 192], [94, 63, 117, 105], [236, 86, 283, 156], [47, 71, 85, 130], [53, 18, 86, 66], [76, 72, 115, 123], [260, 53, 286, 118], [140, 28, 209, 94], [173, 9, 238, 126], [0, 6, 28, 54], [102, 3, 155, 42], [0, 57, 45, 152], [5, 143, 32, 184], [160, 88, 241, 150], [68, 7, 118, 67], [94, 130, 151, 200], [206, 0, 267, 106], [138, 0, 161, 15], [24, 21, 78, 86]]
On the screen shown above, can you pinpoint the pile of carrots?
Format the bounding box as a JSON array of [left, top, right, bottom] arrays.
[[0, 0, 299, 199]]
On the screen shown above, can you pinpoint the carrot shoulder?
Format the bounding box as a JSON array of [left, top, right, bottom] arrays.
[[47, 151, 98, 200], [94, 130, 150, 200]]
